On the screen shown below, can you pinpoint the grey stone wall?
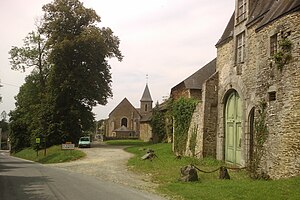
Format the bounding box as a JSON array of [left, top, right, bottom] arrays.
[[216, 11, 300, 179]]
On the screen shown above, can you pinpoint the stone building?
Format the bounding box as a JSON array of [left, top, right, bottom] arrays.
[[106, 84, 153, 141], [215, 0, 300, 179], [172, 0, 300, 179], [170, 59, 218, 157]]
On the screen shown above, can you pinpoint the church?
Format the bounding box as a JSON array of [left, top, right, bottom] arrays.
[[105, 84, 153, 141]]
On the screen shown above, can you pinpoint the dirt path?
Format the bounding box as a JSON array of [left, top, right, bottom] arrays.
[[47, 141, 159, 193]]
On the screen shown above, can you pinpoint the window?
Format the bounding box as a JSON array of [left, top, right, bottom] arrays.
[[145, 104, 148, 112], [237, 0, 247, 23], [121, 118, 128, 127], [270, 34, 278, 56], [236, 32, 245, 64], [269, 92, 276, 101]]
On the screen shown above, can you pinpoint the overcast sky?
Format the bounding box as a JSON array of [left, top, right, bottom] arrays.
[[0, 0, 234, 120]]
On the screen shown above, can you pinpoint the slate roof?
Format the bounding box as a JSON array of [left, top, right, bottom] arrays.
[[216, 0, 300, 46], [140, 84, 153, 102], [216, 13, 235, 47], [256, 0, 300, 30], [171, 58, 217, 92]]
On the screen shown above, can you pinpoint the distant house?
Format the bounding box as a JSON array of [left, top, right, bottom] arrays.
[[106, 84, 153, 141]]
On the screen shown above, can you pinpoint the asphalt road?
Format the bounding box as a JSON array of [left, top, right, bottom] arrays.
[[0, 151, 166, 200]]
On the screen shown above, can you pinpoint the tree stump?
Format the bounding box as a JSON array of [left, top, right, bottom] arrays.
[[179, 165, 199, 182]]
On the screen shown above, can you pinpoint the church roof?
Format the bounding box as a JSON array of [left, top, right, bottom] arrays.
[[140, 84, 153, 102], [171, 58, 216, 92], [109, 97, 140, 117]]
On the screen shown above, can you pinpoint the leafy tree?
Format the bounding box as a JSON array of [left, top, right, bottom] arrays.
[[9, 74, 41, 152], [41, 0, 122, 143], [8, 0, 122, 149]]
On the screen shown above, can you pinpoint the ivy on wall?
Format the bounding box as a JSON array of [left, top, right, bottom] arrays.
[[250, 100, 269, 179], [273, 36, 293, 71], [172, 97, 198, 155], [150, 100, 173, 142]]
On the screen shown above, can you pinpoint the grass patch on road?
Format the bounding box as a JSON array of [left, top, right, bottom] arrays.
[[13, 145, 86, 164], [125, 143, 300, 200]]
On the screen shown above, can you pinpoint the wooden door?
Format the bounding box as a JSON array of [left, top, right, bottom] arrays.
[[225, 91, 242, 165]]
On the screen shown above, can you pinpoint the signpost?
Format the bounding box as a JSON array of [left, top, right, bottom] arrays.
[[62, 143, 75, 150], [36, 137, 40, 157]]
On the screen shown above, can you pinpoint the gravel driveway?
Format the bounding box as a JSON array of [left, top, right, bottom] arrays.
[[48, 141, 159, 194]]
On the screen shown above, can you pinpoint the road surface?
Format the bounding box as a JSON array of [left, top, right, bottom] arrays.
[[0, 150, 166, 200]]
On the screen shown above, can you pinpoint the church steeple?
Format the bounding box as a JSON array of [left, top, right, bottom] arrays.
[[140, 84, 153, 115]]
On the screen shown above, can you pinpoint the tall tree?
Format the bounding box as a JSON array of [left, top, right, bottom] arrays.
[[42, 0, 122, 143]]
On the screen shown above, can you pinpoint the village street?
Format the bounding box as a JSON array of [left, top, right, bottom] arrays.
[[48, 141, 159, 192], [0, 143, 166, 200]]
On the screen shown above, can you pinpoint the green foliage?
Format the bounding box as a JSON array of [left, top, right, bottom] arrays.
[[172, 97, 198, 155], [273, 37, 293, 71], [13, 145, 86, 164], [9, 0, 123, 151], [150, 103, 167, 142], [126, 143, 300, 200], [250, 101, 269, 179]]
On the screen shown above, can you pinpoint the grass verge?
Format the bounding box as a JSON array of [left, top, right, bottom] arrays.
[[105, 139, 148, 146], [13, 145, 86, 164], [125, 142, 300, 200]]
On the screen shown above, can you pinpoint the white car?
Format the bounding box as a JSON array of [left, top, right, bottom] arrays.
[[78, 136, 91, 148]]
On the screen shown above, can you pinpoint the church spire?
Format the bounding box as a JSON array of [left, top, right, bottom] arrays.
[[140, 83, 153, 115]]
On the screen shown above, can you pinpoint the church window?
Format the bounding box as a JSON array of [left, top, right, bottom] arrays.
[[237, 0, 247, 24], [121, 118, 128, 127], [236, 32, 245, 64], [145, 104, 148, 112], [270, 34, 278, 56]]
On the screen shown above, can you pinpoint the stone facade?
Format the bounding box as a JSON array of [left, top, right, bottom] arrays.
[[172, 0, 300, 179], [107, 98, 141, 138], [106, 84, 154, 141], [215, 1, 300, 179]]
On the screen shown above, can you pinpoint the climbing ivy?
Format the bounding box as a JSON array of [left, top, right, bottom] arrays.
[[273, 36, 293, 71], [250, 100, 269, 179], [172, 97, 198, 155]]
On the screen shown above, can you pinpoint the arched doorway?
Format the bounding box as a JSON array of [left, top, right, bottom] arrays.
[[225, 91, 242, 165]]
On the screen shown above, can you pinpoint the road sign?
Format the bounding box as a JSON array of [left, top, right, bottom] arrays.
[[62, 143, 75, 150], [36, 138, 41, 144]]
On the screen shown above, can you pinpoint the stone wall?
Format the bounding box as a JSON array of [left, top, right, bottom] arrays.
[[253, 13, 300, 179], [140, 122, 152, 142], [202, 72, 219, 158], [216, 11, 300, 179]]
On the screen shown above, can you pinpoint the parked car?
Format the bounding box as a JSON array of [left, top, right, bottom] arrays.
[[78, 136, 91, 148]]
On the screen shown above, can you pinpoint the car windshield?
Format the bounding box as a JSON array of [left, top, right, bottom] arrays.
[[80, 137, 90, 141]]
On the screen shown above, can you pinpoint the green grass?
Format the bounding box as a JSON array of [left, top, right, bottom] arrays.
[[13, 145, 86, 164], [105, 139, 148, 146], [125, 143, 300, 200]]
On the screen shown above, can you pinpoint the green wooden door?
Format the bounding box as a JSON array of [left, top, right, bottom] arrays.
[[225, 91, 242, 165]]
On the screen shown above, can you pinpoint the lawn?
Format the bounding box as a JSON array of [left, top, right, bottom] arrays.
[[124, 142, 300, 200], [13, 145, 86, 164]]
